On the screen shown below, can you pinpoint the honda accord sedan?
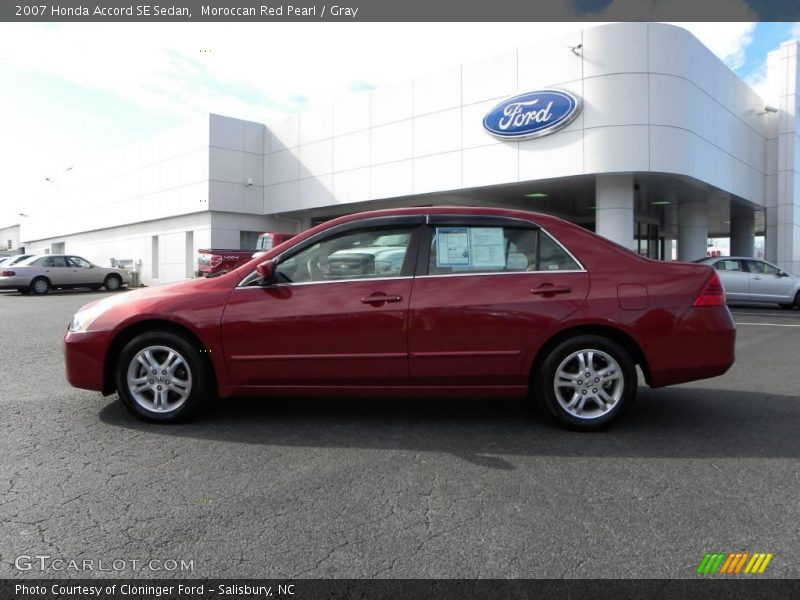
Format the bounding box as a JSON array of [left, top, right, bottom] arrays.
[[64, 207, 735, 430]]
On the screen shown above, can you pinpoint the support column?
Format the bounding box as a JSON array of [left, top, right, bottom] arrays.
[[730, 202, 755, 257], [678, 198, 709, 261], [595, 174, 634, 250], [776, 41, 800, 274]]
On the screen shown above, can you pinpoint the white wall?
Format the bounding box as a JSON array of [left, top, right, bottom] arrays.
[[25, 212, 213, 286], [0, 224, 20, 251], [21, 117, 212, 243], [208, 114, 268, 215], [262, 22, 770, 213]]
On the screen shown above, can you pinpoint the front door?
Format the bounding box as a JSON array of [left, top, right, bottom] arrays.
[[221, 220, 421, 388], [745, 259, 795, 303], [67, 256, 98, 285], [408, 218, 590, 386]]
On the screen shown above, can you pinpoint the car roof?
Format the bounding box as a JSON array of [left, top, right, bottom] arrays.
[[317, 205, 571, 232], [700, 256, 771, 261]]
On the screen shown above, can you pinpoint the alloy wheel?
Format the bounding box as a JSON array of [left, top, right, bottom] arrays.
[[125, 345, 193, 414], [553, 348, 624, 420]]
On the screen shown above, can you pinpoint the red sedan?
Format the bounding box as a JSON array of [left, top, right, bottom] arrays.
[[64, 207, 735, 430]]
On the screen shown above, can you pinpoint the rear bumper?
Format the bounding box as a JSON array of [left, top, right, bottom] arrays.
[[646, 306, 736, 387], [64, 330, 110, 392], [0, 276, 29, 289]]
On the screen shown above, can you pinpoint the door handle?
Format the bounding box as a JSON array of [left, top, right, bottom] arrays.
[[531, 286, 572, 296], [752, 276, 761, 280], [360, 294, 403, 305]]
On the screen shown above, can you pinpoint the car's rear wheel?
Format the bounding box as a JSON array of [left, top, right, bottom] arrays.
[[30, 277, 50, 295], [115, 332, 209, 423], [104, 274, 122, 291], [794, 291, 800, 309], [535, 335, 636, 430]]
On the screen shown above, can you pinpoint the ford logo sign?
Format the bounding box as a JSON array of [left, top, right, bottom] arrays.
[[483, 89, 581, 140]]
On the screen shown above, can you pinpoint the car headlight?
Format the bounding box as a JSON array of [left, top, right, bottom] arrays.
[[68, 304, 106, 332]]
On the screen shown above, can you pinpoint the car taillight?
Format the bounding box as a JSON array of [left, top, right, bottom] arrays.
[[1, 270, 14, 276], [692, 272, 726, 307]]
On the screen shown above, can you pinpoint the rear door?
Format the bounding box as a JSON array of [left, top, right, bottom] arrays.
[[711, 259, 750, 300], [41, 256, 73, 285], [744, 259, 795, 303], [408, 216, 590, 387]]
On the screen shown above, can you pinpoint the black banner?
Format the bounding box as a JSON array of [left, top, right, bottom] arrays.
[[2, 580, 800, 600], [1, 0, 799, 22]]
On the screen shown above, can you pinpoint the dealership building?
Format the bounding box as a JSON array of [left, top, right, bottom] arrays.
[[5, 22, 800, 285]]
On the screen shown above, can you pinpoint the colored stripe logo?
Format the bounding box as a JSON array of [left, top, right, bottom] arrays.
[[697, 552, 773, 574]]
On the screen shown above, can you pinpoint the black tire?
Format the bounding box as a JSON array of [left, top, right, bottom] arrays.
[[30, 277, 50, 295], [535, 335, 637, 431], [795, 291, 800, 310], [115, 331, 210, 423], [104, 274, 122, 291]]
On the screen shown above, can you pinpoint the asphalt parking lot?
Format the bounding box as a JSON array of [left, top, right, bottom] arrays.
[[0, 289, 798, 579]]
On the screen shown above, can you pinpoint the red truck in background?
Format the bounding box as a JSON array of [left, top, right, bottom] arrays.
[[196, 232, 296, 277]]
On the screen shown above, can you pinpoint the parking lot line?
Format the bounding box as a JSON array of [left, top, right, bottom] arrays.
[[735, 322, 800, 327]]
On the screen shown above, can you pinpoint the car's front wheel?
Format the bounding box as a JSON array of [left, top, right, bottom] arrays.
[[535, 335, 637, 430], [115, 332, 210, 423], [104, 274, 122, 291]]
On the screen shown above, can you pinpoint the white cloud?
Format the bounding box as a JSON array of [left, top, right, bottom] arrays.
[[675, 22, 756, 70]]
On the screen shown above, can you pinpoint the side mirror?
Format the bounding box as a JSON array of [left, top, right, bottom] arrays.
[[779, 270, 789, 277], [256, 260, 276, 284]]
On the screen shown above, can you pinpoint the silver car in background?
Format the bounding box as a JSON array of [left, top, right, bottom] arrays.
[[0, 254, 132, 295], [695, 256, 800, 308]]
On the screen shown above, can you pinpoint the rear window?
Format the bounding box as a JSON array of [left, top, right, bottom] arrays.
[[428, 226, 580, 275]]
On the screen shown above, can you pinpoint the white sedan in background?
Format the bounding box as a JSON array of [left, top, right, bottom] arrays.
[[0, 254, 131, 295], [695, 256, 800, 309]]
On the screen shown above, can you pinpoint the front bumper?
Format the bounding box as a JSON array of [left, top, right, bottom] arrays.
[[64, 330, 111, 392]]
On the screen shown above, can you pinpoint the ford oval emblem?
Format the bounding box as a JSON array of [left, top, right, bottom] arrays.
[[483, 89, 581, 140]]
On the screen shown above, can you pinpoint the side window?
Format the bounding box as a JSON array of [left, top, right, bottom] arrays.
[[45, 257, 67, 268], [427, 226, 579, 275], [276, 227, 414, 284], [538, 232, 580, 271], [68, 256, 91, 268], [746, 260, 779, 275], [715, 259, 743, 272]]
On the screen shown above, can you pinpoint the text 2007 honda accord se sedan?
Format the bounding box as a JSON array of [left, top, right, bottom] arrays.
[[64, 207, 735, 430]]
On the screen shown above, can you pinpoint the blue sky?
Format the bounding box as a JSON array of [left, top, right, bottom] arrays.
[[0, 21, 797, 226], [737, 22, 798, 80]]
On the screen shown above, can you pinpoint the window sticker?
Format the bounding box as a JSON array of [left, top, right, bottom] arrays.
[[436, 227, 471, 267], [435, 226, 506, 269], [469, 227, 505, 268]]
